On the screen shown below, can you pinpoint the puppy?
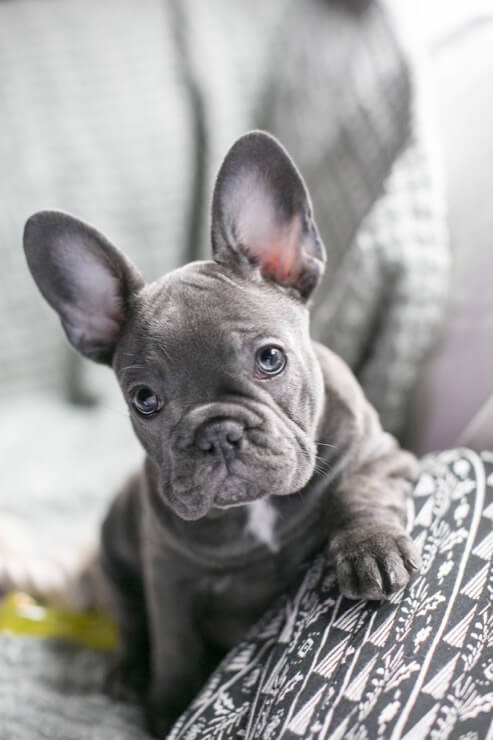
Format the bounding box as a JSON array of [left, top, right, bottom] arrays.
[[23, 131, 421, 735]]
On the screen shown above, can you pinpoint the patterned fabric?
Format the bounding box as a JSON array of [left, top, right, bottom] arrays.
[[0, 0, 449, 436], [169, 449, 493, 740]]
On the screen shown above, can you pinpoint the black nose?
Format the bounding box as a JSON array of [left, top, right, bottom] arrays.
[[195, 419, 244, 457]]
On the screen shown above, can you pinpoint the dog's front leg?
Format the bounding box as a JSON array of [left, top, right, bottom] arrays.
[[142, 546, 213, 737], [100, 475, 151, 701], [325, 400, 422, 602]]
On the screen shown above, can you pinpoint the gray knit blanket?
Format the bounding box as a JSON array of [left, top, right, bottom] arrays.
[[0, 0, 449, 738]]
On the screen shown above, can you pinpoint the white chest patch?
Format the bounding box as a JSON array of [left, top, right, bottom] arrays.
[[245, 499, 279, 552]]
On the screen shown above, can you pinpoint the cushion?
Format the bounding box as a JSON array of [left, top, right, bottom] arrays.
[[170, 449, 493, 739]]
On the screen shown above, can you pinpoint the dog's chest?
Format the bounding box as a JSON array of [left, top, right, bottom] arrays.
[[197, 552, 289, 650], [244, 499, 279, 551], [197, 513, 328, 650], [148, 488, 328, 649]]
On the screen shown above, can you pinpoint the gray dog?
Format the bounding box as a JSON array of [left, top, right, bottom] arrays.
[[23, 131, 421, 735]]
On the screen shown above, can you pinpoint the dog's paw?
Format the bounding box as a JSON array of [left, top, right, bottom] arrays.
[[329, 526, 421, 601], [104, 656, 150, 703]]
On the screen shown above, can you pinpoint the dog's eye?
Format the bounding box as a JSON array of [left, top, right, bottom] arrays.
[[255, 345, 286, 377], [131, 386, 161, 416]]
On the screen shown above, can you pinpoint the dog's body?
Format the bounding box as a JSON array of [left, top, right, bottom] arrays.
[[23, 132, 420, 735]]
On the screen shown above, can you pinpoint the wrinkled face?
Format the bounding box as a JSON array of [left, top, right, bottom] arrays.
[[114, 262, 324, 520], [23, 131, 327, 521]]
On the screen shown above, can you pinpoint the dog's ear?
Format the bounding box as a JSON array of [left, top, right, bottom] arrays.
[[23, 211, 144, 364], [211, 131, 325, 300]]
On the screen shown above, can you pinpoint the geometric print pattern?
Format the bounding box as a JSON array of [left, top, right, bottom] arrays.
[[169, 449, 493, 739]]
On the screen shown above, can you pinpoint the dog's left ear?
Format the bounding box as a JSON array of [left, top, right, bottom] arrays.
[[23, 211, 144, 364], [211, 131, 325, 300]]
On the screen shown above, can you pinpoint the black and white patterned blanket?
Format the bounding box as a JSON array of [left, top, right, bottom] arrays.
[[169, 449, 493, 740]]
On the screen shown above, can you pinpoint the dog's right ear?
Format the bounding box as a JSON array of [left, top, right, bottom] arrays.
[[23, 211, 144, 365], [211, 131, 325, 301]]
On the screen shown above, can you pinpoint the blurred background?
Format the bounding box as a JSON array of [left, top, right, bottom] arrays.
[[0, 0, 492, 532]]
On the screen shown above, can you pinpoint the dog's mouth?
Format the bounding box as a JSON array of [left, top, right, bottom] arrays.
[[165, 433, 315, 521], [166, 472, 260, 521], [161, 399, 317, 521]]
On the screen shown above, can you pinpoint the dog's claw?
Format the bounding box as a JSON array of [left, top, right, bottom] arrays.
[[404, 557, 420, 572]]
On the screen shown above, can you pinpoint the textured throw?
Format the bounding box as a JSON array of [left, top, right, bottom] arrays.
[[0, 398, 146, 739]]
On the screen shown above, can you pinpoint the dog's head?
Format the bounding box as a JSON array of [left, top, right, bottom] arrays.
[[24, 132, 327, 520]]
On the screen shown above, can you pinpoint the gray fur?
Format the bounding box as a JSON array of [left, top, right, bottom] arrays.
[[23, 131, 420, 736]]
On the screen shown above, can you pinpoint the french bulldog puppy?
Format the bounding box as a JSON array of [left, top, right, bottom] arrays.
[[23, 131, 421, 736]]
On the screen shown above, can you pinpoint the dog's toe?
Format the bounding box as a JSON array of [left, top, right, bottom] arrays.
[[331, 528, 421, 601]]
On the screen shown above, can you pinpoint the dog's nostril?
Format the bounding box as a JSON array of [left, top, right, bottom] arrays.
[[225, 430, 242, 447], [196, 419, 244, 455], [197, 437, 216, 454]]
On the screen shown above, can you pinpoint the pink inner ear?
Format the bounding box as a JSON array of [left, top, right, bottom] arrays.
[[261, 242, 297, 283], [228, 172, 309, 288], [251, 219, 306, 287], [61, 246, 125, 344]]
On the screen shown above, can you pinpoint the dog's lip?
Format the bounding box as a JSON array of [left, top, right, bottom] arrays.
[[166, 471, 257, 519], [214, 500, 249, 510], [166, 492, 214, 521], [165, 478, 217, 520]]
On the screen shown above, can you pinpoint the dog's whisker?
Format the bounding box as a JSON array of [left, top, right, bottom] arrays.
[[314, 461, 336, 481], [295, 446, 332, 479], [314, 462, 332, 478], [314, 456, 331, 471], [118, 364, 148, 376]]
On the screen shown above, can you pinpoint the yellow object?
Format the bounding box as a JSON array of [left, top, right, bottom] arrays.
[[0, 592, 118, 652]]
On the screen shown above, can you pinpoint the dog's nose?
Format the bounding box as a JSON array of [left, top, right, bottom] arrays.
[[195, 419, 244, 457]]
